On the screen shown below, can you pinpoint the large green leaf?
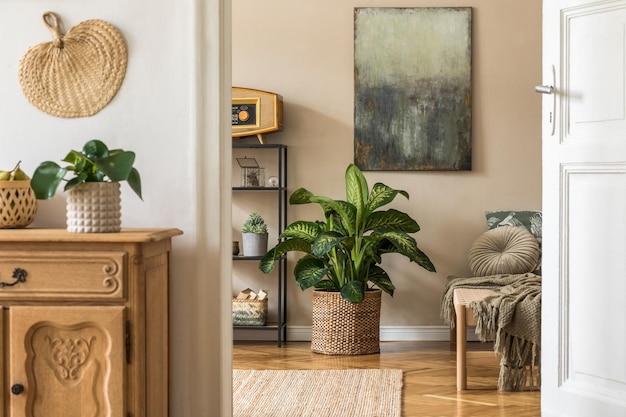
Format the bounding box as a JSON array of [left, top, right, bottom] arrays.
[[312, 232, 345, 257], [30, 161, 66, 200], [294, 257, 329, 290], [375, 230, 436, 272], [340, 280, 366, 304], [312, 197, 357, 235], [82, 139, 110, 160], [289, 187, 315, 204], [367, 182, 409, 213], [127, 167, 143, 200], [409, 246, 437, 272], [95, 151, 135, 182], [344, 164, 368, 227], [367, 265, 395, 296], [325, 211, 348, 235], [258, 248, 278, 273], [63, 149, 87, 166], [320, 201, 356, 235], [365, 209, 419, 233], [314, 280, 338, 290], [258, 238, 312, 273], [279, 221, 322, 243]]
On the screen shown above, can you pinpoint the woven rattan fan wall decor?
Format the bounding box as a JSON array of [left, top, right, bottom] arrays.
[[18, 12, 127, 118]]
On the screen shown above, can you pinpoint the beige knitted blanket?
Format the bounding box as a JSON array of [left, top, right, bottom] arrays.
[[441, 273, 542, 391]]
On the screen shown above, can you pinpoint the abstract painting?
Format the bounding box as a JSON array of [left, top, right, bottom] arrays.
[[354, 7, 472, 171]]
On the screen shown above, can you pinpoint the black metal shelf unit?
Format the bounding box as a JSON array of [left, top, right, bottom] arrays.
[[232, 143, 287, 346]]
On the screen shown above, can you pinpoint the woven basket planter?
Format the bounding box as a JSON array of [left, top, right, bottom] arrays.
[[0, 181, 37, 228], [311, 289, 382, 355], [66, 182, 121, 233]]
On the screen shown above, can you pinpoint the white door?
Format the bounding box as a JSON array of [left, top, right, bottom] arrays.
[[542, 0, 626, 416]]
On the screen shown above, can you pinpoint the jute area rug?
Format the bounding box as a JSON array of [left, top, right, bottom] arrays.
[[233, 369, 403, 417]]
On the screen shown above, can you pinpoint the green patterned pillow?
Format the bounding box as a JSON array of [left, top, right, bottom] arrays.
[[485, 210, 542, 275]]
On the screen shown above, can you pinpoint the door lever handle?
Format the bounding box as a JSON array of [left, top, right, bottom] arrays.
[[535, 85, 554, 94], [537, 65, 557, 136]]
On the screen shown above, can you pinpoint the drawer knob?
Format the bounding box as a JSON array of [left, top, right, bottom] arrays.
[[11, 384, 24, 395], [0, 268, 27, 288]]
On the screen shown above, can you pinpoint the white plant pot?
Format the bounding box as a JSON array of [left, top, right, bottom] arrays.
[[66, 182, 121, 233], [241, 233, 268, 257]]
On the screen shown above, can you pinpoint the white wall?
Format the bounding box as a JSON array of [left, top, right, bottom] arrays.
[[1, 6, 193, 225], [0, 1, 230, 416], [232, 0, 543, 335]]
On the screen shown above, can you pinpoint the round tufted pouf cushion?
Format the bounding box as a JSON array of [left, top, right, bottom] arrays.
[[468, 226, 540, 277]]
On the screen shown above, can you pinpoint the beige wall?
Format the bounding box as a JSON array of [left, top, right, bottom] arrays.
[[232, 0, 542, 330]]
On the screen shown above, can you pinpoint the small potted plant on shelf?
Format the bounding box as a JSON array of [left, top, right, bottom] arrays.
[[241, 212, 268, 257], [260, 163, 436, 355], [30, 139, 142, 233]]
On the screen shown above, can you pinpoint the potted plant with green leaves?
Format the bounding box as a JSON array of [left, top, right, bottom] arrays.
[[260, 163, 436, 355], [241, 212, 269, 257], [30, 139, 142, 233]]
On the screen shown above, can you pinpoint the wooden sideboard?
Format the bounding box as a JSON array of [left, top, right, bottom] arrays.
[[0, 228, 182, 417]]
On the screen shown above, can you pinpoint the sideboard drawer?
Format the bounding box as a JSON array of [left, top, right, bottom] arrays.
[[0, 251, 126, 300]]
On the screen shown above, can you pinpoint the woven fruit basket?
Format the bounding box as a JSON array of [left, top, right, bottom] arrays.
[[0, 181, 37, 228]]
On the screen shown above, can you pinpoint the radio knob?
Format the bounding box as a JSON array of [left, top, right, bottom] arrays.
[[238, 110, 250, 122]]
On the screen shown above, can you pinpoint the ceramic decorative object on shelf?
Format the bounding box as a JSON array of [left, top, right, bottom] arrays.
[[267, 176, 279, 187], [31, 139, 142, 233], [66, 182, 121, 233]]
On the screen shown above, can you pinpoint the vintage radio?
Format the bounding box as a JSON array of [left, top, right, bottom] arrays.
[[232, 87, 283, 143]]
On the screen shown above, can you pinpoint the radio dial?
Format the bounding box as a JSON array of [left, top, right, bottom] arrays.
[[238, 110, 250, 122]]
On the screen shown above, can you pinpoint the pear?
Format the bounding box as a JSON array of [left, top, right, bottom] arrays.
[[12, 167, 30, 180], [2, 161, 30, 181]]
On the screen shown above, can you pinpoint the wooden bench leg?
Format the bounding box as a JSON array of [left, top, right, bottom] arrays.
[[456, 304, 467, 391]]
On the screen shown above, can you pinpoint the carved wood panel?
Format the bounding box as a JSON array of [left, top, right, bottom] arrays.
[[8, 306, 125, 417]]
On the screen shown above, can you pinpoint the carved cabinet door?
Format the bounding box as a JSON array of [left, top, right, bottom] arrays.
[[6, 306, 125, 417]]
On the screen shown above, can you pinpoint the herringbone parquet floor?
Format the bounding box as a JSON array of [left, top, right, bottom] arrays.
[[233, 340, 540, 417]]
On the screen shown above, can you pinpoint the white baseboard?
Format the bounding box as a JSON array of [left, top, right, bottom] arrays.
[[233, 325, 483, 342]]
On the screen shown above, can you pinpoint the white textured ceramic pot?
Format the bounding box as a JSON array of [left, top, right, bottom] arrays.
[[241, 232, 268, 257], [66, 182, 121, 233]]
